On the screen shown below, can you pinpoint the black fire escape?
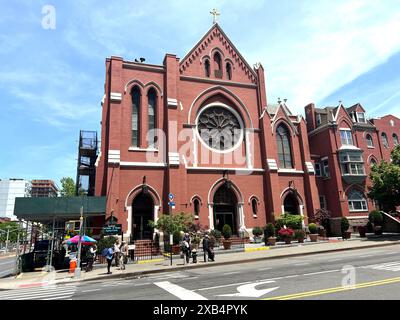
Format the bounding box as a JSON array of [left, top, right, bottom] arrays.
[[76, 130, 98, 196]]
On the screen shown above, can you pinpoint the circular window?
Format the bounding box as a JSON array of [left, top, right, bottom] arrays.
[[197, 106, 243, 151]]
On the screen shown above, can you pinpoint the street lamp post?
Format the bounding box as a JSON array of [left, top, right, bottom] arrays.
[[74, 206, 84, 278]]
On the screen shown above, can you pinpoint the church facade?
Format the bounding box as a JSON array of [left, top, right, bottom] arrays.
[[94, 23, 322, 241]]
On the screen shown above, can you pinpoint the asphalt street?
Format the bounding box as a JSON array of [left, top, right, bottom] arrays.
[[1, 245, 400, 300], [0, 256, 16, 278]]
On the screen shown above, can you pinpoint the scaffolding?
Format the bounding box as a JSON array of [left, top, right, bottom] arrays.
[[76, 130, 98, 196]]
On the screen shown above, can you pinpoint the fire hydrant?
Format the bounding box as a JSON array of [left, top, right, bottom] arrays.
[[192, 249, 197, 264], [69, 258, 77, 274]]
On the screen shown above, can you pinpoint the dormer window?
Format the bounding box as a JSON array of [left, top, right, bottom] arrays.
[[357, 112, 366, 123]]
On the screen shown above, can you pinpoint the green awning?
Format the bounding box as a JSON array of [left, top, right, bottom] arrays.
[[14, 196, 106, 222]]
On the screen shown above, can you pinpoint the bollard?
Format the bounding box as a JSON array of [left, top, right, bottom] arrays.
[[192, 249, 197, 264]]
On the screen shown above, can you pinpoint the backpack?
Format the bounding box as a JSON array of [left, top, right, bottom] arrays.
[[101, 248, 109, 257]]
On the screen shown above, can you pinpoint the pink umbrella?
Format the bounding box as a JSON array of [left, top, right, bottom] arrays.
[[63, 235, 97, 246]]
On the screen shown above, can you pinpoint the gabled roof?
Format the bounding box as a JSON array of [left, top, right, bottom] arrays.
[[267, 102, 292, 116], [179, 23, 258, 83]]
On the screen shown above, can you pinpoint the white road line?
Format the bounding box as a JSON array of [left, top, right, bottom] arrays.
[[328, 258, 343, 262], [302, 270, 340, 277], [154, 281, 208, 300], [357, 255, 373, 258], [134, 283, 151, 286], [1, 290, 76, 300], [43, 295, 74, 301], [294, 263, 310, 266], [224, 272, 240, 275], [81, 289, 101, 293], [196, 281, 252, 291], [259, 267, 272, 271], [0, 287, 75, 298]]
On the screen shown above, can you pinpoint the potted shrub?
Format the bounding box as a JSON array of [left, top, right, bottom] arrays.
[[308, 223, 318, 242], [264, 223, 276, 246], [295, 229, 306, 243], [341, 217, 351, 239], [252, 227, 263, 243], [369, 210, 384, 235], [278, 228, 294, 244], [358, 225, 367, 238], [210, 229, 222, 248], [222, 224, 232, 250]]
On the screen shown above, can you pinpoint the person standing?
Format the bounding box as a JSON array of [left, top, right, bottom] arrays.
[[85, 244, 97, 272], [119, 241, 129, 270], [105, 246, 114, 274], [114, 239, 121, 269], [182, 233, 191, 264], [202, 234, 214, 262]]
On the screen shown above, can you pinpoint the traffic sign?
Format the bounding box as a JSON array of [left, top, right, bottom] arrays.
[[168, 193, 174, 201], [103, 224, 122, 235]]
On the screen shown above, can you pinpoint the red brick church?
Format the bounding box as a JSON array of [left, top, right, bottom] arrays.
[[94, 22, 326, 241]]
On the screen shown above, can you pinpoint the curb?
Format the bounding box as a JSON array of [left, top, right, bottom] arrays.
[[51, 241, 400, 286]]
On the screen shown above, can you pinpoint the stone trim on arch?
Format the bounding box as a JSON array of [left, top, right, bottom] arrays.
[[144, 81, 163, 97], [207, 177, 244, 205], [280, 187, 304, 206], [124, 79, 145, 94], [343, 184, 367, 201], [124, 183, 162, 209], [272, 118, 297, 138], [337, 117, 353, 130], [367, 154, 379, 166], [248, 195, 261, 205], [190, 195, 203, 206], [188, 85, 254, 129], [210, 47, 225, 60]]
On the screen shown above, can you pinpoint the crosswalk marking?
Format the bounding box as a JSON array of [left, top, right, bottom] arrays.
[[363, 261, 400, 272], [0, 285, 77, 300]]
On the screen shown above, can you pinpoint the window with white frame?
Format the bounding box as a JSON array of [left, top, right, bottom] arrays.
[[366, 134, 374, 148], [348, 189, 368, 212], [322, 159, 330, 178], [340, 129, 353, 146], [340, 152, 365, 176], [357, 112, 366, 123], [319, 195, 327, 210], [315, 163, 322, 177]]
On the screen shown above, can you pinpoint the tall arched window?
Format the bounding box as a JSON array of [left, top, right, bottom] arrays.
[[382, 133, 389, 148], [193, 199, 200, 218], [348, 189, 368, 212], [213, 52, 222, 78], [131, 86, 141, 147], [226, 62, 232, 80], [370, 158, 377, 166], [276, 124, 293, 169], [251, 198, 258, 216], [204, 59, 210, 78], [148, 89, 157, 148], [393, 134, 399, 146], [366, 134, 374, 148]]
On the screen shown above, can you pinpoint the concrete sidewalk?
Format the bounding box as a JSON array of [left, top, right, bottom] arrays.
[[0, 235, 399, 290]]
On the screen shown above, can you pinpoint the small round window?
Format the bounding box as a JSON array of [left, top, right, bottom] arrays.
[[197, 106, 242, 151]]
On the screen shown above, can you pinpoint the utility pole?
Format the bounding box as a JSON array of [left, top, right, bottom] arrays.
[[5, 227, 10, 254], [74, 205, 84, 278]]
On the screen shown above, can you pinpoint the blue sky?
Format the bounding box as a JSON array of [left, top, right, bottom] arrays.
[[0, 0, 399, 186]]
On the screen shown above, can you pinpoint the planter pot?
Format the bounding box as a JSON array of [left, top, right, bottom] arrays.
[[342, 231, 352, 239], [309, 234, 318, 242], [254, 237, 262, 244], [358, 227, 367, 238], [223, 240, 232, 250], [284, 238, 292, 245], [172, 245, 181, 254], [266, 237, 276, 246], [374, 226, 383, 235], [297, 237, 305, 243]]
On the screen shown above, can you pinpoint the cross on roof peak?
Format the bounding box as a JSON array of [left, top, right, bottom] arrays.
[[210, 8, 220, 24]]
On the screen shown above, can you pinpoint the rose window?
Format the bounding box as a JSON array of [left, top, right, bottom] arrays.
[[197, 106, 242, 151]]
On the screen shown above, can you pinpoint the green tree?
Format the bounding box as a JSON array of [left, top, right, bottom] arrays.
[[0, 221, 25, 243], [148, 212, 194, 235], [60, 177, 76, 197], [368, 145, 400, 212]]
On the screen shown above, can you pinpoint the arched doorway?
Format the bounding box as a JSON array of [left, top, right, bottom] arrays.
[[213, 183, 238, 234], [283, 192, 300, 215], [131, 191, 154, 240]]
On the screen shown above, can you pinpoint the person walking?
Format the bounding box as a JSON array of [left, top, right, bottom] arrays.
[[105, 246, 114, 274], [182, 233, 191, 264], [114, 239, 121, 269], [119, 241, 129, 270], [85, 244, 97, 272], [202, 234, 214, 262]]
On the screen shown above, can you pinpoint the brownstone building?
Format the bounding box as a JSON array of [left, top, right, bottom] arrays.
[[95, 23, 320, 241]]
